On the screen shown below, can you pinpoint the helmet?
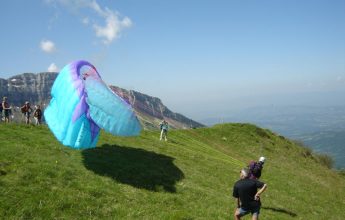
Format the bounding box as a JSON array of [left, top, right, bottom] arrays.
[[259, 156, 266, 163]]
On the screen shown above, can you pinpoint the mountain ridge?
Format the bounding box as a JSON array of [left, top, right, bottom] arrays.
[[0, 72, 203, 129], [201, 105, 345, 169]]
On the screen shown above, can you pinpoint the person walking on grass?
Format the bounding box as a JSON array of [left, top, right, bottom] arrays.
[[21, 101, 32, 124], [248, 156, 266, 180], [233, 168, 267, 220], [159, 119, 169, 141], [33, 105, 42, 125], [2, 97, 11, 123]]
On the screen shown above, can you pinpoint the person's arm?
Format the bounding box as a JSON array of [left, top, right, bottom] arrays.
[[255, 184, 267, 200], [232, 184, 240, 207]]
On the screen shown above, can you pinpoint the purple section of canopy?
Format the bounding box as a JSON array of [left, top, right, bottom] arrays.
[[69, 60, 101, 141]]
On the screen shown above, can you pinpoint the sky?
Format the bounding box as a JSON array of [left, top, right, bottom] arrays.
[[0, 0, 344, 120]]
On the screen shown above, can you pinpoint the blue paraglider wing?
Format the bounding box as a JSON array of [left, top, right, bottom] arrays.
[[44, 61, 100, 149], [84, 74, 141, 136], [44, 60, 141, 149]]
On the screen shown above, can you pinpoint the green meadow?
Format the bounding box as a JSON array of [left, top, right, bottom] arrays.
[[0, 123, 344, 219]]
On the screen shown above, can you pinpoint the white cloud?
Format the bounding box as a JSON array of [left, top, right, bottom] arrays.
[[40, 40, 56, 53], [93, 12, 132, 44], [122, 17, 132, 28], [88, 1, 132, 44], [82, 17, 89, 25], [47, 0, 132, 45], [47, 63, 59, 72]]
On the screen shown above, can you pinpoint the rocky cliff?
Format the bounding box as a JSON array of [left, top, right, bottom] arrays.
[[0, 73, 56, 106], [110, 86, 203, 129], [0, 73, 204, 129]]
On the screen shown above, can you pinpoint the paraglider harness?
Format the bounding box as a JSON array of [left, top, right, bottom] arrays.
[[21, 105, 32, 113], [160, 121, 168, 131], [34, 109, 42, 119], [248, 160, 264, 179]]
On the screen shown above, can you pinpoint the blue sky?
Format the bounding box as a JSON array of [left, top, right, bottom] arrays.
[[1, 0, 344, 119]]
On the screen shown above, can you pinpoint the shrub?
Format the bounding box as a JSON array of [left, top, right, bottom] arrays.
[[292, 140, 313, 158], [314, 153, 334, 169], [301, 146, 313, 158], [338, 169, 345, 177], [255, 128, 271, 139]]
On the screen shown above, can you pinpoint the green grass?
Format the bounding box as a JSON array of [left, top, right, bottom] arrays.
[[0, 123, 345, 219]]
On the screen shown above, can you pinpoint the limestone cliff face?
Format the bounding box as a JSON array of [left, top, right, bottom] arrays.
[[0, 72, 56, 106], [0, 73, 204, 129], [110, 86, 204, 129]]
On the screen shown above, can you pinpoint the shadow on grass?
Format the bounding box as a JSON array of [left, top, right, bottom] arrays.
[[262, 206, 297, 217], [82, 144, 184, 193]]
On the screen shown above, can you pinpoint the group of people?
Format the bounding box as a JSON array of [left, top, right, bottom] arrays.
[[233, 157, 267, 220], [20, 101, 43, 125], [1, 97, 42, 125]]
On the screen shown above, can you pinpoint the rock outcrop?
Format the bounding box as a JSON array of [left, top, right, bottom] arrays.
[[0, 72, 56, 106]]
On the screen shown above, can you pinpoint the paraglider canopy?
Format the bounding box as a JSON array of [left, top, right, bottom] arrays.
[[44, 60, 141, 149]]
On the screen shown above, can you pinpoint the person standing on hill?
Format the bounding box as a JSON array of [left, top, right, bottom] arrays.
[[33, 105, 42, 125], [21, 101, 32, 124], [248, 156, 265, 180], [2, 97, 11, 123], [0, 100, 2, 122], [233, 168, 267, 220], [159, 119, 169, 141]]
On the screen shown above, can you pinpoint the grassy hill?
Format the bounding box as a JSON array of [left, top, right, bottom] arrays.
[[0, 123, 344, 219]]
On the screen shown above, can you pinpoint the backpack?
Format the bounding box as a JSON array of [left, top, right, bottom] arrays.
[[34, 109, 42, 118], [21, 106, 26, 113], [248, 161, 263, 179]]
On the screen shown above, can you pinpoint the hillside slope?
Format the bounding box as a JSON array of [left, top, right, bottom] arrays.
[[0, 123, 344, 219]]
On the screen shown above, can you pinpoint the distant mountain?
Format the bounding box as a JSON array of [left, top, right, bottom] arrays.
[[0, 73, 204, 129], [0, 72, 56, 106], [201, 105, 345, 169], [298, 130, 345, 169]]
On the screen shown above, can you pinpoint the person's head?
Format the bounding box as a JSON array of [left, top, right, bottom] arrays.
[[36, 105, 41, 109], [240, 168, 250, 179], [3, 97, 7, 101], [259, 156, 266, 164], [25, 101, 29, 105]]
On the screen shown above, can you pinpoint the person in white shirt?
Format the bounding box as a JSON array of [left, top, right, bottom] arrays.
[[159, 120, 169, 141]]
